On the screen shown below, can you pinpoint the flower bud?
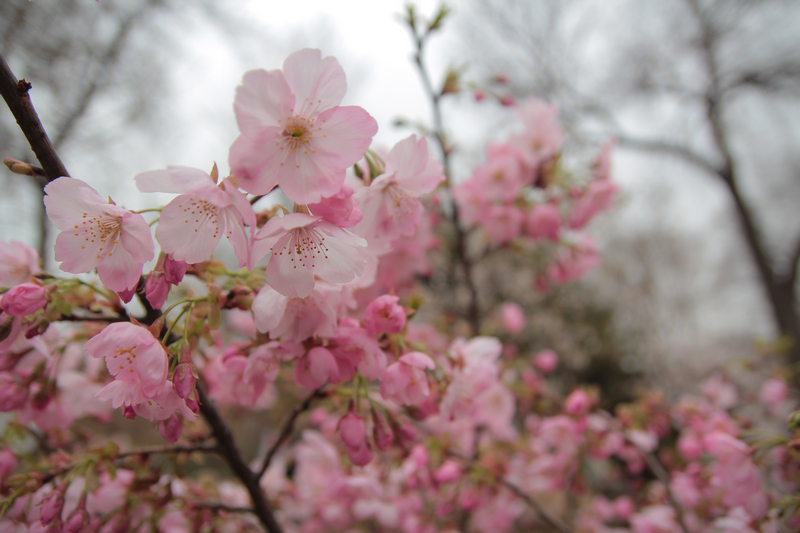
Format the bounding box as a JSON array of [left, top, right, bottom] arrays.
[[144, 272, 169, 310], [65, 508, 89, 533], [499, 302, 525, 334], [1, 283, 46, 317], [433, 460, 462, 484], [0, 375, 27, 412], [339, 411, 367, 450], [565, 389, 592, 415], [0, 449, 17, 479], [163, 256, 188, 285], [122, 405, 137, 420], [158, 414, 184, 444], [372, 410, 393, 451], [363, 295, 406, 336], [173, 346, 197, 399], [40, 488, 65, 525], [532, 349, 558, 374]]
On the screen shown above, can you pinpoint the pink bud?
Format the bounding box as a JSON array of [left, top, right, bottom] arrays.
[[122, 405, 137, 420], [308, 184, 363, 228], [0, 375, 27, 411], [345, 441, 374, 466], [494, 73, 509, 84], [433, 460, 462, 483], [173, 346, 196, 399], [532, 349, 558, 374], [338, 411, 367, 449], [40, 489, 65, 525], [158, 414, 184, 444], [372, 410, 393, 451], [144, 272, 169, 310], [1, 283, 46, 317], [499, 302, 525, 334], [677, 432, 702, 461], [565, 389, 592, 415], [500, 95, 516, 106], [363, 295, 406, 336], [65, 508, 89, 533], [184, 396, 200, 414], [163, 256, 188, 285], [0, 449, 17, 479], [474, 90, 486, 102]]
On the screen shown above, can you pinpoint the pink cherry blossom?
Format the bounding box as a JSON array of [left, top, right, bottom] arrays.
[[532, 349, 558, 374], [363, 294, 406, 336], [44, 177, 155, 292], [308, 184, 363, 228], [509, 97, 564, 170], [569, 178, 619, 229], [352, 135, 445, 244], [295, 346, 339, 390], [525, 203, 561, 242], [1, 283, 47, 317], [379, 351, 435, 405], [0, 241, 41, 287], [251, 283, 338, 341], [250, 213, 367, 299], [229, 48, 378, 204], [85, 322, 168, 399], [135, 166, 255, 267], [498, 302, 525, 334], [565, 389, 592, 415], [759, 377, 787, 414]]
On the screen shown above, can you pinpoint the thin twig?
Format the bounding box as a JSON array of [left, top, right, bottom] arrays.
[[196, 383, 284, 533], [258, 389, 326, 479], [408, 18, 481, 334], [192, 502, 256, 514], [0, 53, 70, 182], [500, 479, 572, 533]]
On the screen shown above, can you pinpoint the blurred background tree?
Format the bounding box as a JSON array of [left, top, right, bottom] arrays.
[[0, 0, 253, 259], [457, 0, 800, 372]]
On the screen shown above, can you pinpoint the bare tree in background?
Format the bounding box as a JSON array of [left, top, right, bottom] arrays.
[[1, 0, 252, 258], [459, 0, 800, 366]]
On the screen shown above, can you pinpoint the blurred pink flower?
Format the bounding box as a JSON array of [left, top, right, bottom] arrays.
[[44, 177, 154, 292], [229, 48, 377, 204]]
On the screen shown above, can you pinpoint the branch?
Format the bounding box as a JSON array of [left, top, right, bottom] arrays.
[[408, 17, 481, 335], [192, 502, 256, 514], [613, 134, 719, 177], [196, 383, 284, 533], [634, 444, 691, 533], [258, 389, 326, 479], [0, 53, 70, 182], [500, 479, 572, 533], [116, 443, 219, 459]]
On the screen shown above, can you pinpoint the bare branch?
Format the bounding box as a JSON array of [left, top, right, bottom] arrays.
[[258, 388, 326, 479], [614, 134, 720, 177], [0, 53, 70, 182]]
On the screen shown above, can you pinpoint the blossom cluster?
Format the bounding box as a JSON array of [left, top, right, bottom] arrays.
[[0, 41, 797, 533]]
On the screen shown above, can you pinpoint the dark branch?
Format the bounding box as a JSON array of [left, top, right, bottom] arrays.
[[196, 383, 284, 533], [0, 53, 70, 182], [614, 135, 719, 177], [258, 389, 326, 479], [500, 479, 572, 533]]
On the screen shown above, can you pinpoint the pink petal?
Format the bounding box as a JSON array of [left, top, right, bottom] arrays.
[[312, 105, 378, 170], [96, 240, 143, 292], [282, 49, 347, 114], [156, 194, 222, 264], [43, 177, 105, 230], [134, 166, 215, 195], [252, 285, 289, 334], [234, 68, 294, 136], [399, 351, 436, 370], [229, 129, 285, 195]]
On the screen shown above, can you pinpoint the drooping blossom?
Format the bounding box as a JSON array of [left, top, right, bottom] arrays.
[[498, 302, 525, 334], [85, 322, 168, 401], [509, 97, 564, 170], [250, 213, 367, 299], [143, 253, 188, 310], [0, 241, 41, 287], [379, 351, 435, 405], [44, 177, 154, 292], [251, 283, 338, 341], [363, 294, 406, 336], [135, 166, 255, 266], [352, 135, 445, 244], [229, 48, 378, 204], [338, 409, 373, 466], [308, 184, 363, 228], [1, 282, 47, 317]]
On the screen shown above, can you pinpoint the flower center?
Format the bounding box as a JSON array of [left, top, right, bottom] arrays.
[[281, 116, 314, 150], [270, 227, 329, 270]]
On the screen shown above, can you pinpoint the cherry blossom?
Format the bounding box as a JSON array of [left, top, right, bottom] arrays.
[[44, 177, 154, 292], [229, 48, 378, 204], [250, 213, 367, 299], [0, 241, 41, 287], [135, 166, 255, 266], [352, 135, 444, 244]]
